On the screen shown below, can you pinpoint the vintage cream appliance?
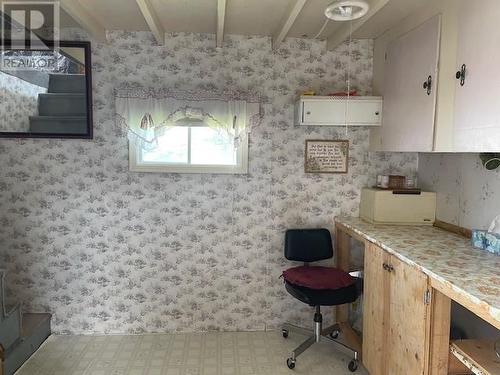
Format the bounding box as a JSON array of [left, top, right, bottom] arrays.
[[360, 188, 436, 225]]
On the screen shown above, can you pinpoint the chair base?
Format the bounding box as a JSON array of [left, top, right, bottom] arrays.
[[281, 307, 359, 372]]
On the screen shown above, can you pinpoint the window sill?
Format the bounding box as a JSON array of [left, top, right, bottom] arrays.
[[129, 163, 248, 174]]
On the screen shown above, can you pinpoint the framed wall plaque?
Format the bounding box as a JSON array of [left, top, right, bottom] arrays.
[[305, 140, 349, 174]]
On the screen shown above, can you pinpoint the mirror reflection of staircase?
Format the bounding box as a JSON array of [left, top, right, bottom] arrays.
[[0, 270, 51, 375], [29, 73, 87, 134]]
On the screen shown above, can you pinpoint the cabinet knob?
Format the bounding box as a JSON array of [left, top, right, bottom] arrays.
[[423, 75, 432, 95], [383, 263, 394, 272], [306, 111, 311, 115], [375, 111, 380, 116], [456, 64, 466, 86]]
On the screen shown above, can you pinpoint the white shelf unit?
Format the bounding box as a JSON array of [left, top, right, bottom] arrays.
[[295, 96, 383, 126]]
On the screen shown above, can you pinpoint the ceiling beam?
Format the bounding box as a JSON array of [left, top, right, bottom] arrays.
[[272, 0, 307, 50], [136, 0, 164, 45], [326, 0, 390, 50], [216, 0, 227, 48], [59, 0, 106, 42]]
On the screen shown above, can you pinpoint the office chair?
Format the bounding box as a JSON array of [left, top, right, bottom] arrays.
[[281, 228, 360, 372]]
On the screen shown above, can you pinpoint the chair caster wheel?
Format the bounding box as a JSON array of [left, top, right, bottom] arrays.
[[286, 358, 296, 369], [329, 329, 340, 339], [348, 359, 358, 372], [282, 329, 289, 338]]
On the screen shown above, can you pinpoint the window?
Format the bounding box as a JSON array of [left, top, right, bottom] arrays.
[[117, 89, 260, 174], [129, 123, 248, 174]]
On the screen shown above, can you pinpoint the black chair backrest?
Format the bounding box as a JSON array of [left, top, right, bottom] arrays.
[[284, 229, 333, 262]]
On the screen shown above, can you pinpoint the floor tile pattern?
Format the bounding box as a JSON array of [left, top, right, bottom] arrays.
[[16, 331, 367, 375]]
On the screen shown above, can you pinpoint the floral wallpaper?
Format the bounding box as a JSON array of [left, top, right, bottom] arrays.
[[0, 71, 45, 132], [0, 31, 417, 334], [419, 153, 500, 339], [419, 153, 500, 230]]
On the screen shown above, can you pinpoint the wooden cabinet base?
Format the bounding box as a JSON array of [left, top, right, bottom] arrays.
[[450, 340, 500, 375], [428, 289, 451, 375], [448, 354, 472, 375]]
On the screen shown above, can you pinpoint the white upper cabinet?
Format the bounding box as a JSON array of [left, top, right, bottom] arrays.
[[296, 96, 382, 126], [371, 0, 500, 153], [453, 0, 500, 152], [380, 15, 441, 152]]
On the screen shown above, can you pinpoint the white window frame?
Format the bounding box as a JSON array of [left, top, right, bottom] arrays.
[[129, 127, 249, 174]]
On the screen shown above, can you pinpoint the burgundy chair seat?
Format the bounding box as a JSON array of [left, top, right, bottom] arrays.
[[282, 266, 354, 290]]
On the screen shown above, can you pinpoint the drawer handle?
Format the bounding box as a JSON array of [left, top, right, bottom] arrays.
[[306, 111, 311, 115]]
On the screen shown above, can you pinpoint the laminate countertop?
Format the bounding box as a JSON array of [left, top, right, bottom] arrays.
[[335, 216, 500, 330]]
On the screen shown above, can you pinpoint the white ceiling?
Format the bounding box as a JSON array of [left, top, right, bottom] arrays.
[[148, 0, 217, 34], [354, 0, 431, 38], [78, 0, 150, 31], [225, 0, 291, 37], [9, 0, 434, 48], [288, 0, 343, 38]]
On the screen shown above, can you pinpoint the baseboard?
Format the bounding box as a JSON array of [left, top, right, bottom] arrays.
[[434, 220, 472, 239]]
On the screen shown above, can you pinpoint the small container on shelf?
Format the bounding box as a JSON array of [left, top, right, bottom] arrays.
[[388, 175, 406, 189], [405, 176, 417, 189], [378, 175, 389, 188]]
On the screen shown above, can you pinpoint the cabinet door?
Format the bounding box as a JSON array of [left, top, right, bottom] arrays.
[[348, 100, 382, 126], [387, 254, 430, 375], [381, 15, 441, 151], [301, 99, 382, 126], [362, 243, 388, 375], [453, 0, 500, 151], [302, 100, 346, 124]]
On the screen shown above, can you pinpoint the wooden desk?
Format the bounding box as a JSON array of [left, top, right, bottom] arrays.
[[334, 217, 500, 375]]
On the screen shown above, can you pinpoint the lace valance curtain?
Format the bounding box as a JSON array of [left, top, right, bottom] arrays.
[[115, 87, 263, 144]]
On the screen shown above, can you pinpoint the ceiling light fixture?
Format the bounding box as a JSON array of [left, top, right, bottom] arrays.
[[325, 0, 370, 21]]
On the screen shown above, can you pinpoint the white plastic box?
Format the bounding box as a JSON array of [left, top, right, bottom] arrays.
[[360, 188, 436, 225]]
